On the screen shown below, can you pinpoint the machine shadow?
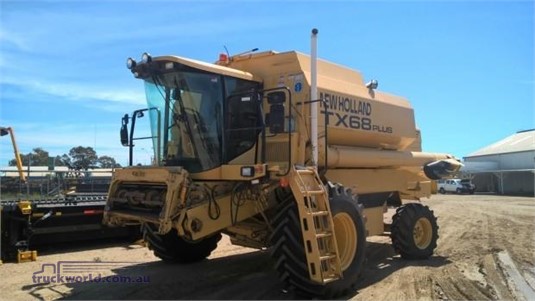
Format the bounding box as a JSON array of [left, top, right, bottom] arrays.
[[53, 240, 450, 300], [29, 236, 141, 257], [59, 250, 290, 300], [351, 240, 451, 292]]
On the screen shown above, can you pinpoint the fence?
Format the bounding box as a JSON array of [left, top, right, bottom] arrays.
[[0, 167, 113, 200]]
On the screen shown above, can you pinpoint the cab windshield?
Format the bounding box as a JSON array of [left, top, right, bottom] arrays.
[[144, 69, 260, 173]]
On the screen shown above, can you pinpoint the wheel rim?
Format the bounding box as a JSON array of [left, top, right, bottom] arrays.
[[413, 217, 433, 249], [333, 212, 357, 271]]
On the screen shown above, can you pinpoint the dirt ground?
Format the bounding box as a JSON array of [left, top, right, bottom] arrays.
[[1, 194, 534, 300]]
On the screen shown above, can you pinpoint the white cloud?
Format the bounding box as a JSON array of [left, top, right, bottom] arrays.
[[31, 80, 145, 104], [0, 3, 295, 56], [1, 76, 145, 105], [0, 1, 303, 168], [0, 28, 31, 52]]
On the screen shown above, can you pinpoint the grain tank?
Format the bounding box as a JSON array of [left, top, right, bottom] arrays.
[[222, 49, 458, 197], [104, 32, 460, 298]]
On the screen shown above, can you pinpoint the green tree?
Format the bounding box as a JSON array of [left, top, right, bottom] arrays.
[[54, 155, 67, 166], [9, 147, 49, 166], [53, 154, 72, 167], [97, 155, 121, 168], [68, 146, 98, 170]]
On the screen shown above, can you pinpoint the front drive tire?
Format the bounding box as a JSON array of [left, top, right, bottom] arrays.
[[270, 185, 367, 298], [390, 203, 439, 259], [143, 223, 221, 263]]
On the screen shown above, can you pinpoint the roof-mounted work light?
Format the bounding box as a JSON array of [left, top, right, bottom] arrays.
[[126, 57, 136, 70], [142, 52, 152, 64]]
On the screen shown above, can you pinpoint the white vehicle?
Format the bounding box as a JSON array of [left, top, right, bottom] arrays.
[[437, 179, 475, 194]]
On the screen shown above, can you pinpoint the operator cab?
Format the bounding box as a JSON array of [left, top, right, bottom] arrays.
[[122, 53, 289, 176]]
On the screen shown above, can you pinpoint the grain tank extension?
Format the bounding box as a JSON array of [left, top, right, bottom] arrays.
[[104, 35, 461, 297]]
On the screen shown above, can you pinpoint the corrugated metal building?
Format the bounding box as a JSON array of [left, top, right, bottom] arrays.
[[462, 129, 535, 196]]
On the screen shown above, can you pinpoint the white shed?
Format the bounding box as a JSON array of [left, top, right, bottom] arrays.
[[462, 129, 534, 196]]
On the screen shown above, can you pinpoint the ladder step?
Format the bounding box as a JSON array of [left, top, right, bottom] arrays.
[[319, 253, 337, 261], [296, 169, 315, 175], [311, 210, 329, 217], [323, 277, 340, 284], [303, 189, 324, 195], [291, 165, 342, 284], [316, 231, 333, 238]]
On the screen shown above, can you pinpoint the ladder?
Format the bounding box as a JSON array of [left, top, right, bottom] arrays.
[[289, 166, 343, 284]]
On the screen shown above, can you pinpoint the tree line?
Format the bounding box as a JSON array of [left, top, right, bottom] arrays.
[[8, 146, 121, 170]]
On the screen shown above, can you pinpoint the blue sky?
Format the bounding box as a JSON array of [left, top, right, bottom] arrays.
[[0, 0, 533, 167]]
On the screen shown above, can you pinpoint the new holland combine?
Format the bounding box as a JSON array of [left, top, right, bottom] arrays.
[[103, 30, 461, 297]]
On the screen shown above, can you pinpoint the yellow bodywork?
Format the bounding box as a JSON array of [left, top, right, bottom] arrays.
[[104, 49, 461, 288], [17, 250, 37, 263], [17, 201, 32, 215], [223, 51, 457, 197], [106, 49, 460, 235]]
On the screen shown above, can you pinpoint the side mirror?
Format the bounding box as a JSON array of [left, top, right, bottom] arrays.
[[266, 106, 285, 134], [120, 114, 129, 146], [267, 91, 286, 104], [265, 91, 286, 134]]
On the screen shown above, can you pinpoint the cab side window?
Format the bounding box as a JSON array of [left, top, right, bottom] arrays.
[[224, 77, 261, 163]]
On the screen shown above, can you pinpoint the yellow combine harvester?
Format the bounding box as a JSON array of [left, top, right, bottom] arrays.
[[103, 30, 461, 297]]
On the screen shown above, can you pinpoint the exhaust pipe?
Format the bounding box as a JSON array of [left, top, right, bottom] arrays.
[[311, 28, 319, 167]]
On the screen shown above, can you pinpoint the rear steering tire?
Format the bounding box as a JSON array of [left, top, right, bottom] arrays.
[[390, 203, 438, 259], [270, 185, 367, 298], [143, 223, 221, 263], [439, 188, 446, 194]]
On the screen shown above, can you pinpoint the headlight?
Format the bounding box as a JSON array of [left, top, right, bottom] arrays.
[[126, 57, 136, 69], [240, 166, 255, 177], [141, 52, 152, 64]]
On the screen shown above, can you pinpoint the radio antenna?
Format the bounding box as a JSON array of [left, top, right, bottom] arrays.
[[234, 48, 259, 57]]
